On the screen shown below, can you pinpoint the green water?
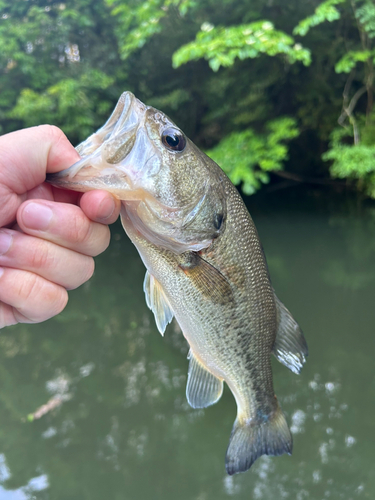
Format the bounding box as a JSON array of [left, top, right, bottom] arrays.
[[0, 186, 374, 500]]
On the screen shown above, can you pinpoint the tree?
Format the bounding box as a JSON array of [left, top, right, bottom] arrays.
[[1, 0, 375, 196], [0, 0, 122, 142], [294, 0, 375, 196]]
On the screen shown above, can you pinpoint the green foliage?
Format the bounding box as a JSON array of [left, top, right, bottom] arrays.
[[293, 0, 375, 197], [1, 0, 375, 197], [324, 142, 375, 196], [323, 124, 375, 197], [105, 0, 196, 59], [147, 89, 191, 111], [206, 118, 299, 194], [355, 1, 375, 38], [173, 21, 311, 71], [293, 0, 345, 36], [0, 0, 123, 141], [10, 70, 114, 140], [335, 49, 375, 73]]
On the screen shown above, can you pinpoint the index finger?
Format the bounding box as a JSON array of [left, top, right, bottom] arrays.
[[17, 199, 111, 257]]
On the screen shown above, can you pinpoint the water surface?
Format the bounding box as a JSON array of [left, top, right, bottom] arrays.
[[0, 185, 373, 499]]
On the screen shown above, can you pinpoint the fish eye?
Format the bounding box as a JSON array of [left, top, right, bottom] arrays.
[[161, 128, 186, 152]]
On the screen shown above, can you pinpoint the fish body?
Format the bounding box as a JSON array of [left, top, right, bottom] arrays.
[[47, 92, 308, 474]]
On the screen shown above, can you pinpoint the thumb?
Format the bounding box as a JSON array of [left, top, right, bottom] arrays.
[[0, 125, 80, 227], [0, 125, 80, 194]]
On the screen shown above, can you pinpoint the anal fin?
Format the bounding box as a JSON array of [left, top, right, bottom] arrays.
[[143, 271, 174, 336], [186, 350, 223, 409], [272, 294, 308, 374]]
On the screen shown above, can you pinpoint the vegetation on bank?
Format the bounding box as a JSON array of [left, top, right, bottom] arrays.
[[0, 0, 374, 196]]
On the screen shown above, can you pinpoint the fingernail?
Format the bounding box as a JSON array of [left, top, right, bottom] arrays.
[[23, 202, 53, 231], [0, 231, 12, 256], [98, 196, 115, 221]]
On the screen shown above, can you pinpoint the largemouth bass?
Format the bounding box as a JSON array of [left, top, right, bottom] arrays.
[[47, 92, 308, 474]]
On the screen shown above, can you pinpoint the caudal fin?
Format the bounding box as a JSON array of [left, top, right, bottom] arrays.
[[225, 404, 292, 475]]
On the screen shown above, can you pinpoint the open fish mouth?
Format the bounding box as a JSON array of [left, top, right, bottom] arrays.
[[46, 90, 220, 253], [46, 92, 155, 199]]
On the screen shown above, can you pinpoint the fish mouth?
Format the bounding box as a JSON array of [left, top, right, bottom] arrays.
[[46, 91, 214, 253], [46, 91, 155, 200]]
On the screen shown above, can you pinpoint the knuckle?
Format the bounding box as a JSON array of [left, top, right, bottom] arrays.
[[66, 212, 92, 244], [17, 272, 41, 304], [38, 124, 67, 144], [28, 240, 54, 270], [19, 274, 68, 320], [0, 269, 68, 324]]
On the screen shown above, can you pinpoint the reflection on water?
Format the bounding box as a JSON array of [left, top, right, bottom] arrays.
[[0, 186, 374, 499]]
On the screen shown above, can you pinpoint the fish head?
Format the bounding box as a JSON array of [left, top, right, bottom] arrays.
[[47, 91, 226, 253]]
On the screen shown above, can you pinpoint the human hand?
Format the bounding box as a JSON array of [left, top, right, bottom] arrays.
[[0, 125, 121, 328]]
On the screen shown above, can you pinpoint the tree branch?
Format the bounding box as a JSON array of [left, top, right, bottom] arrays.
[[338, 86, 367, 144]]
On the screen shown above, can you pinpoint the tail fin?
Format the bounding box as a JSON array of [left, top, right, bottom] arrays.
[[225, 404, 292, 475]]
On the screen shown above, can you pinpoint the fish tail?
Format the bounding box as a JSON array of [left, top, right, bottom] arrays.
[[225, 403, 292, 475]]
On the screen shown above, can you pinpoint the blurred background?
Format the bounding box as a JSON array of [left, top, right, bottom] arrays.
[[0, 1, 374, 499]]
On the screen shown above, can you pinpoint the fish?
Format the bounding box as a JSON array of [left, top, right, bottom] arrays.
[[46, 91, 308, 475]]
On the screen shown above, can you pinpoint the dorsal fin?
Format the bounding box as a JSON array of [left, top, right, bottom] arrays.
[[143, 271, 174, 336], [186, 350, 224, 409], [272, 294, 308, 374]]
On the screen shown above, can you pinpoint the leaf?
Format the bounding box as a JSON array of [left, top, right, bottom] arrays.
[[293, 0, 345, 37], [173, 21, 311, 71], [355, 1, 375, 38], [105, 0, 197, 60], [206, 117, 299, 194], [323, 124, 375, 198], [9, 70, 114, 141], [335, 49, 375, 73]]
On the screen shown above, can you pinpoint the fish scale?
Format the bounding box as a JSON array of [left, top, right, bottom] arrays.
[[46, 91, 308, 475]]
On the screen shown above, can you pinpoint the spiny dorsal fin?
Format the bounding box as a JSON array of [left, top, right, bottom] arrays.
[[143, 271, 174, 336], [186, 350, 224, 409], [272, 294, 308, 374]]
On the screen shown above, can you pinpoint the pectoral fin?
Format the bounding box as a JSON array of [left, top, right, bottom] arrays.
[[178, 252, 233, 305], [272, 294, 308, 374], [143, 271, 174, 335], [186, 351, 224, 409]]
